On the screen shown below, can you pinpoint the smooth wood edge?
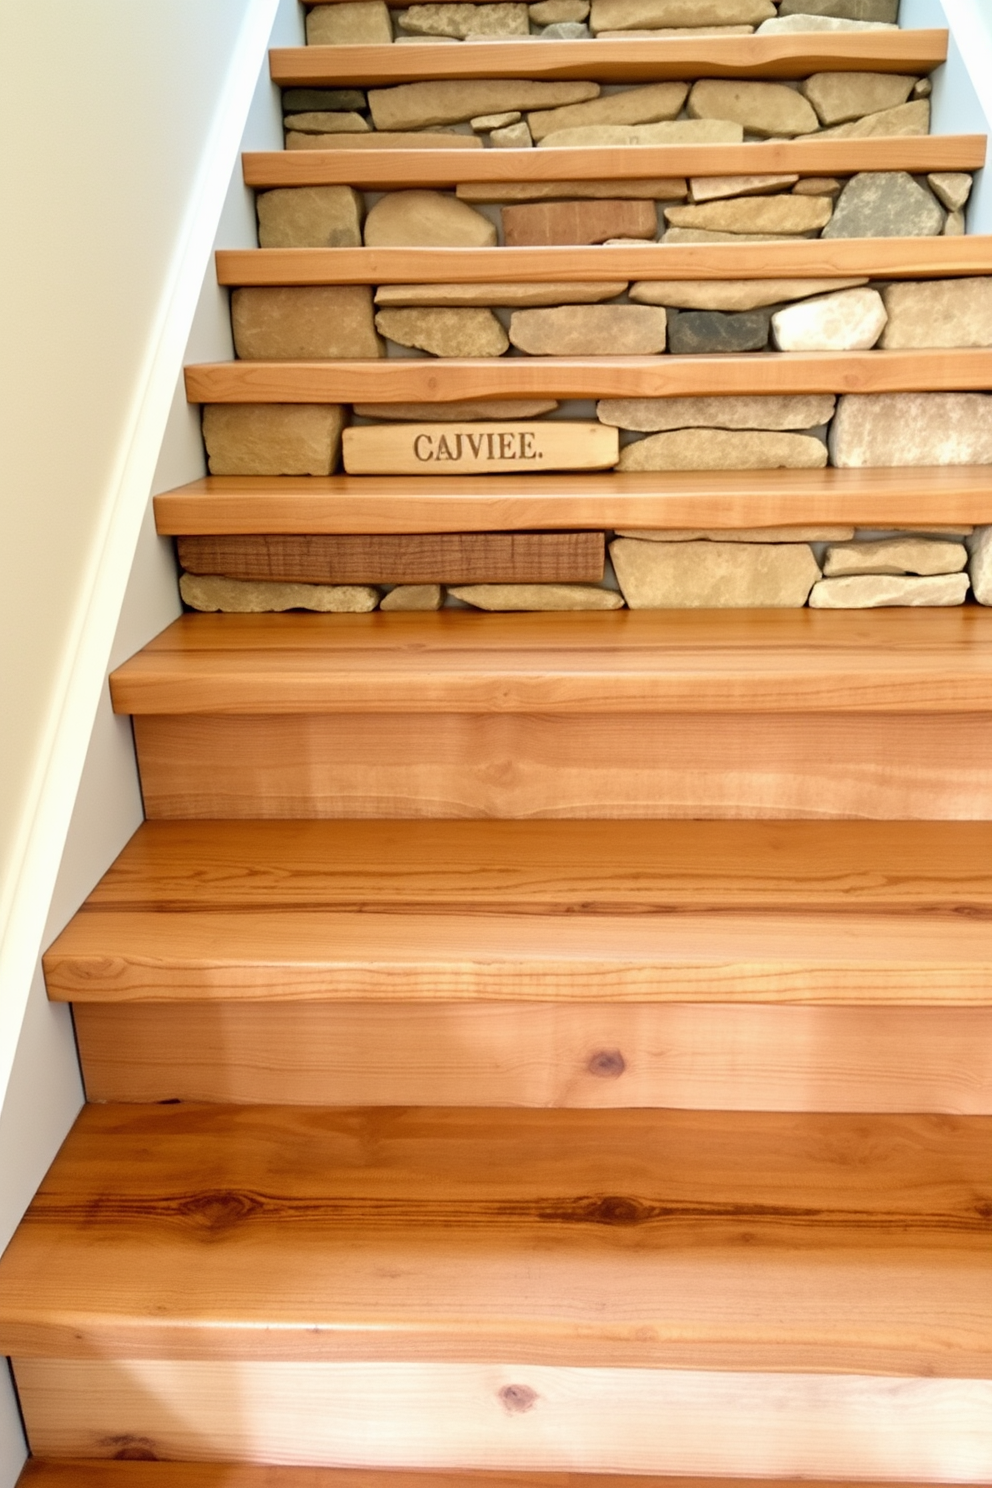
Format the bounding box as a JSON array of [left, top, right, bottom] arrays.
[[21, 1467, 976, 1488]]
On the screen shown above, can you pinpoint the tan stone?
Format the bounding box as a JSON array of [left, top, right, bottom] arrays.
[[928, 172, 973, 211], [771, 287, 887, 352], [629, 277, 867, 310], [375, 307, 509, 357], [393, 33, 461, 40], [829, 393, 992, 467], [618, 429, 827, 471], [598, 394, 836, 431], [201, 404, 346, 476], [689, 174, 798, 203], [969, 527, 992, 606], [664, 195, 831, 234], [257, 186, 363, 249], [397, 2, 529, 34], [306, 1, 393, 43], [595, 23, 754, 32], [363, 190, 497, 248], [610, 538, 821, 608], [354, 399, 559, 418], [380, 584, 445, 610], [809, 574, 970, 608], [491, 122, 533, 149], [815, 100, 931, 139], [944, 210, 966, 236], [287, 131, 484, 150], [450, 583, 623, 610], [757, 13, 898, 29], [527, 82, 688, 141], [457, 178, 687, 202], [615, 525, 855, 541], [375, 282, 627, 307], [539, 120, 743, 147], [823, 537, 967, 577], [688, 79, 819, 138], [180, 574, 380, 614], [590, 0, 774, 29], [801, 72, 917, 127], [530, 0, 589, 19], [231, 286, 382, 360], [282, 112, 370, 136], [880, 279, 992, 350], [509, 305, 667, 355], [661, 227, 811, 243], [792, 176, 842, 196], [470, 111, 522, 130], [502, 199, 656, 246], [369, 80, 599, 132]]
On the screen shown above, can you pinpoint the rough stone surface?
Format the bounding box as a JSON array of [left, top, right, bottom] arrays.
[[282, 111, 370, 135], [969, 527, 992, 606], [801, 71, 916, 127], [596, 23, 754, 32], [913, 78, 932, 98], [779, 0, 898, 16], [231, 286, 382, 360], [397, 2, 530, 34], [457, 178, 687, 202], [757, 14, 897, 30], [616, 525, 854, 541], [393, 33, 461, 40], [306, 1, 393, 43], [771, 287, 887, 351], [538, 120, 743, 147], [471, 111, 522, 130], [821, 172, 944, 239], [662, 227, 812, 244], [257, 186, 364, 249], [928, 172, 973, 211], [363, 190, 497, 248], [369, 80, 599, 132], [792, 176, 842, 196], [540, 22, 591, 34], [944, 210, 966, 236], [667, 309, 770, 355], [689, 173, 798, 203], [381, 584, 445, 611], [815, 100, 930, 140], [287, 131, 483, 150], [664, 195, 831, 234], [598, 394, 836, 431], [809, 574, 970, 608], [527, 83, 688, 141], [202, 404, 346, 476], [450, 583, 624, 610], [181, 575, 380, 614], [590, 0, 774, 28], [354, 399, 558, 419], [376, 281, 627, 307], [830, 393, 992, 467], [282, 89, 367, 113], [502, 198, 657, 246], [823, 537, 967, 577], [491, 123, 534, 148], [881, 278, 992, 350], [610, 538, 821, 608], [688, 79, 819, 138], [618, 429, 827, 470], [629, 277, 867, 310], [509, 305, 668, 355], [375, 307, 509, 357], [530, 0, 589, 18]]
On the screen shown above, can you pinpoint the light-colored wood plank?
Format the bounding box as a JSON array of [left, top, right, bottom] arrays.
[[341, 422, 617, 475], [74, 1000, 992, 1111], [2, 1105, 990, 1373], [183, 349, 992, 405], [19, 1470, 973, 1488], [242, 137, 986, 189], [153, 467, 992, 536]]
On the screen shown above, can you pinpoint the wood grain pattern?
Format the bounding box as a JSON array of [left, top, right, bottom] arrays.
[[73, 1000, 992, 1111], [2, 1105, 990, 1373], [20, 1469, 976, 1488], [183, 349, 992, 405], [341, 423, 618, 476], [153, 468, 992, 536], [176, 533, 604, 585]]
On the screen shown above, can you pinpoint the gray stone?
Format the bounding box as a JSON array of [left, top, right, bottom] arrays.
[[375, 307, 509, 357], [369, 80, 600, 131], [687, 79, 819, 138], [257, 186, 364, 248], [928, 172, 973, 211], [814, 100, 930, 140], [202, 404, 346, 476], [539, 19, 590, 32], [306, 1, 393, 43], [809, 574, 970, 608], [380, 584, 445, 610], [282, 89, 367, 113], [597, 394, 836, 431], [664, 195, 831, 234], [969, 527, 992, 606], [231, 286, 382, 360], [354, 399, 558, 418], [821, 172, 944, 239], [667, 309, 770, 355], [823, 537, 967, 576], [450, 583, 624, 610], [282, 112, 370, 134], [491, 122, 534, 147], [944, 210, 966, 236], [801, 71, 916, 127], [375, 281, 627, 307], [618, 429, 827, 470], [881, 278, 992, 350], [590, 0, 774, 27], [397, 3, 530, 36], [181, 575, 380, 613], [610, 538, 821, 607], [530, 0, 589, 18], [771, 287, 887, 351], [689, 173, 798, 202], [509, 305, 668, 355], [527, 82, 688, 141], [779, 0, 898, 16], [363, 190, 497, 247], [757, 14, 897, 29], [629, 277, 867, 311], [538, 120, 743, 147], [830, 394, 992, 467]]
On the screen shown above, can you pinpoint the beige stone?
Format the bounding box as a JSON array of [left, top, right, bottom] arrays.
[[369, 80, 599, 132], [615, 525, 855, 541], [944, 210, 966, 236], [815, 100, 931, 140], [375, 282, 627, 307], [661, 227, 812, 244], [306, 1, 393, 43], [823, 537, 967, 577], [540, 120, 743, 148], [830, 393, 992, 467], [470, 111, 522, 130], [201, 404, 346, 476], [457, 178, 687, 203], [181, 574, 380, 614], [509, 305, 667, 355], [380, 584, 445, 611], [928, 172, 973, 211], [610, 538, 821, 608], [809, 574, 970, 608], [257, 186, 364, 249], [664, 195, 831, 234], [590, 0, 774, 29], [792, 176, 842, 196], [530, 0, 589, 19], [598, 394, 836, 431], [282, 112, 371, 135], [969, 527, 992, 606], [287, 131, 484, 150], [595, 22, 754, 32], [689, 174, 798, 203], [393, 33, 461, 39], [880, 279, 992, 350], [375, 307, 509, 357], [491, 122, 533, 149], [757, 13, 898, 29], [231, 286, 382, 360], [450, 583, 624, 610], [618, 429, 827, 471], [914, 78, 932, 98], [801, 72, 917, 127], [397, 2, 529, 34], [354, 399, 558, 418], [688, 79, 819, 138], [771, 287, 887, 352], [629, 277, 867, 310], [527, 82, 688, 141], [363, 190, 497, 248]]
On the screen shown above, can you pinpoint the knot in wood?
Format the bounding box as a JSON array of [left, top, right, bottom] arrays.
[[499, 1384, 538, 1414], [179, 1189, 263, 1232], [587, 1048, 626, 1079]]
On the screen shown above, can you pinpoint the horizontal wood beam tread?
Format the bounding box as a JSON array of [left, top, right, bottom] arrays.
[[19, 1468, 976, 1488]]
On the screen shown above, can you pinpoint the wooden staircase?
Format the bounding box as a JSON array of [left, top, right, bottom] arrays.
[[4, 9, 992, 1486]]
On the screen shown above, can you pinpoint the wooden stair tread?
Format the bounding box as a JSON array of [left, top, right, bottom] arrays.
[[1, 1104, 989, 1372], [17, 1470, 983, 1488]]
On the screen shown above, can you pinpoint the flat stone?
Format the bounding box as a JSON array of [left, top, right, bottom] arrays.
[[928, 172, 973, 211], [821, 172, 945, 239], [528, 82, 688, 141], [687, 79, 819, 138], [393, 33, 462, 39], [616, 525, 854, 540], [823, 537, 967, 577], [397, 3, 530, 35], [539, 120, 744, 147], [283, 112, 370, 134], [369, 80, 599, 131], [376, 282, 627, 307], [590, 0, 774, 28], [287, 131, 484, 150], [457, 178, 687, 202], [181, 575, 380, 614], [689, 174, 798, 202], [256, 186, 364, 248], [814, 100, 930, 139], [667, 309, 769, 355], [809, 574, 970, 608], [914, 78, 932, 98], [470, 111, 522, 130], [629, 277, 867, 310], [491, 122, 534, 147], [596, 23, 754, 32], [530, 0, 589, 19], [771, 287, 887, 351], [664, 195, 831, 234], [539, 21, 590, 33], [598, 393, 836, 431], [969, 527, 992, 606], [502, 198, 657, 246], [231, 286, 382, 360], [201, 404, 346, 476], [830, 393, 992, 467], [306, 1, 393, 43], [944, 210, 966, 236], [610, 538, 821, 607], [881, 278, 992, 350], [792, 176, 842, 196], [380, 584, 445, 610], [801, 72, 916, 127], [450, 583, 624, 610], [661, 227, 811, 243], [618, 429, 827, 470], [375, 307, 509, 357], [757, 14, 897, 30], [363, 190, 497, 247], [779, 0, 898, 16], [509, 305, 668, 354], [354, 399, 559, 418], [282, 89, 367, 113]]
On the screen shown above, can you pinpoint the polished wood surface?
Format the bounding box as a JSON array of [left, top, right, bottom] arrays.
[[154, 468, 992, 536], [22, 1470, 976, 1488], [2, 1104, 990, 1373], [341, 421, 618, 476]]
